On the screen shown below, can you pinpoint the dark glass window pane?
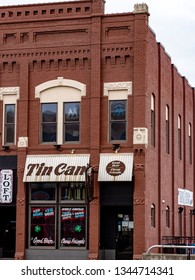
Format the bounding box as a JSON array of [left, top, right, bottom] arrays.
[[30, 207, 55, 247], [111, 121, 126, 140], [5, 104, 15, 123], [60, 207, 85, 247], [64, 123, 79, 141], [64, 102, 80, 142], [5, 124, 15, 143], [5, 104, 15, 144], [151, 110, 155, 146], [64, 103, 80, 121], [42, 124, 57, 142], [30, 183, 56, 201], [42, 104, 57, 122], [110, 100, 126, 142], [41, 103, 57, 143], [110, 101, 126, 120]]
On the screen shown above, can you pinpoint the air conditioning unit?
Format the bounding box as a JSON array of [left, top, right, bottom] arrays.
[[133, 128, 148, 145]]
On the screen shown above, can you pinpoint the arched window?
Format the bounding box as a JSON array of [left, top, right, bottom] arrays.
[[178, 115, 182, 159], [189, 123, 192, 164], [151, 203, 155, 227], [35, 77, 86, 144], [151, 94, 155, 146], [166, 206, 170, 228], [166, 105, 170, 154]]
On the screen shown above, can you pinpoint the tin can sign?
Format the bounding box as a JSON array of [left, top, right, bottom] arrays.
[[0, 169, 13, 203], [106, 161, 126, 177]]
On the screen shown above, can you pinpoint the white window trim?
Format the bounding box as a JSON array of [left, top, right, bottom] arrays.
[[35, 77, 86, 145], [0, 87, 20, 145], [104, 81, 132, 100], [35, 77, 86, 99]]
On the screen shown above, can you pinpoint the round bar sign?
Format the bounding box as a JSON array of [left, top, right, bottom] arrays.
[[106, 161, 126, 176]]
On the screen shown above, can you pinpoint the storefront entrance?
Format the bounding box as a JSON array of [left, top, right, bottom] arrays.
[[100, 206, 133, 260], [0, 206, 16, 258], [99, 179, 134, 260]]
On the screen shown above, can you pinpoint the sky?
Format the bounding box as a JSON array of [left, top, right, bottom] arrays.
[[0, 0, 194, 86]]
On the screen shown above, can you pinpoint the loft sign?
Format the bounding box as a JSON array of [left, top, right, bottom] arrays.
[[0, 169, 13, 203], [106, 161, 126, 177]]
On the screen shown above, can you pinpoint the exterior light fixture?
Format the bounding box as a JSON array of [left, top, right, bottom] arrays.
[[53, 144, 62, 151], [178, 207, 183, 214], [112, 144, 120, 153], [2, 145, 10, 152]]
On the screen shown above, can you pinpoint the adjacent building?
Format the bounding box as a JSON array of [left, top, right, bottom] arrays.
[[0, 0, 194, 260]]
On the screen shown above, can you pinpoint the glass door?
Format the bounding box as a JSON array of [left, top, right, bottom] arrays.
[[115, 213, 133, 260]]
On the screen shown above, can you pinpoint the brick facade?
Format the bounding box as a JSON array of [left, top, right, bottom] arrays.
[[0, 1, 194, 260]]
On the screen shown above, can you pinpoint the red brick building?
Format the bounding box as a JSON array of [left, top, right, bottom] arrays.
[[0, 0, 194, 260]]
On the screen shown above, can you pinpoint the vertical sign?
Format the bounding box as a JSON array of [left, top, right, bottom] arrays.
[[0, 169, 13, 203]]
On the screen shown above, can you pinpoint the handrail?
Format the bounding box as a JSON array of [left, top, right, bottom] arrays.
[[146, 244, 195, 254]]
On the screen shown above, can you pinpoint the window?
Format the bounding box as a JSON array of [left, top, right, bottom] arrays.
[[29, 182, 86, 248], [76, 7, 81, 12], [41, 103, 57, 142], [151, 204, 155, 227], [60, 207, 85, 247], [166, 206, 170, 228], [189, 123, 192, 164], [64, 102, 80, 142], [30, 207, 56, 247], [178, 207, 183, 236], [4, 104, 15, 144], [61, 182, 85, 201], [0, 86, 19, 146], [166, 105, 170, 154], [178, 115, 182, 159], [110, 100, 126, 141], [41, 102, 80, 143], [151, 94, 155, 146], [36, 77, 86, 145], [104, 81, 132, 143]]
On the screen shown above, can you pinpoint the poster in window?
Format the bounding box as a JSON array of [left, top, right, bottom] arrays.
[[60, 207, 85, 247], [30, 207, 55, 247]]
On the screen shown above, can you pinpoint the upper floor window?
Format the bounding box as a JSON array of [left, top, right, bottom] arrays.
[[178, 115, 182, 160], [41, 102, 80, 143], [189, 123, 192, 164], [0, 87, 19, 146], [64, 102, 80, 142], [35, 77, 86, 145], [41, 103, 57, 142], [151, 94, 155, 146], [103, 81, 132, 143], [166, 105, 170, 154], [110, 100, 126, 141], [4, 104, 15, 144]]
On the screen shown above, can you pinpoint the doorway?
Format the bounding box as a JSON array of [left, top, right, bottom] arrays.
[[0, 206, 16, 258], [100, 206, 133, 260]]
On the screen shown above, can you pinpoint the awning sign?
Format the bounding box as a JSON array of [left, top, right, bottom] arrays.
[[0, 169, 13, 203], [98, 153, 134, 181], [23, 154, 90, 182]]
